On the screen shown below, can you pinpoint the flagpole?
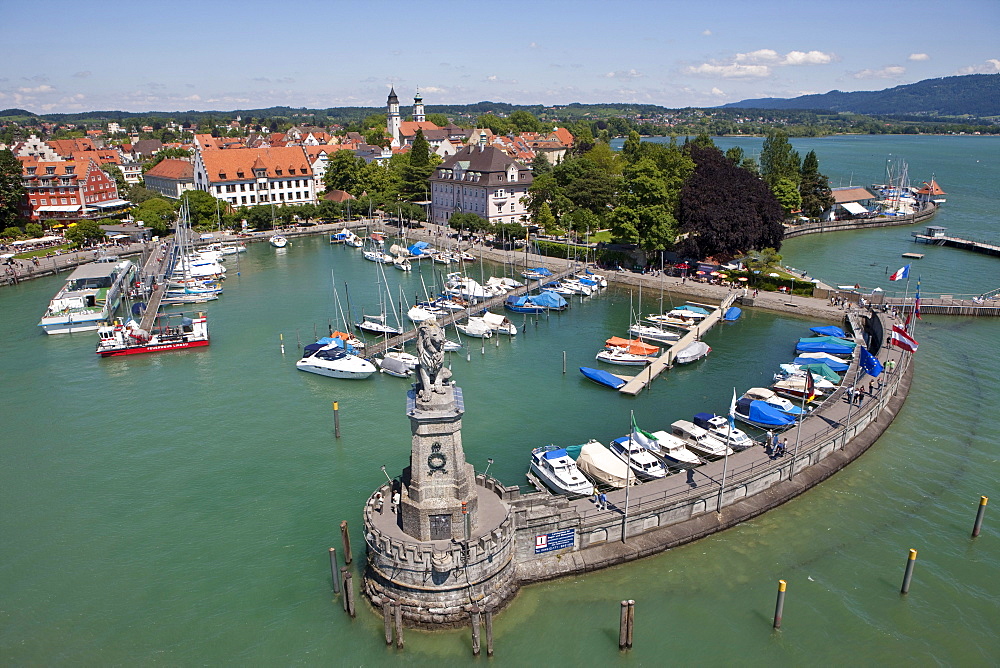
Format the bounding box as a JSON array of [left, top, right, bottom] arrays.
[[716, 389, 735, 513], [900, 274, 911, 323], [622, 410, 633, 544]]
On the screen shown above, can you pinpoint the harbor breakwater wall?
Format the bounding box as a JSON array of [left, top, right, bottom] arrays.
[[782, 205, 937, 240]]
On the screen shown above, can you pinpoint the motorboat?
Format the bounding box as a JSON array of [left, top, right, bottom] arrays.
[[795, 336, 854, 356], [218, 242, 246, 255], [433, 251, 458, 265], [270, 235, 288, 248], [504, 291, 568, 313], [442, 339, 463, 352], [383, 350, 418, 370], [742, 387, 807, 415], [574, 439, 638, 489], [529, 446, 594, 496], [456, 318, 493, 338], [794, 353, 850, 372], [478, 311, 517, 335], [775, 364, 838, 391], [642, 430, 703, 469], [692, 413, 755, 451], [407, 304, 445, 323], [733, 397, 796, 430], [596, 348, 652, 366], [39, 259, 137, 334], [96, 312, 210, 357], [609, 436, 668, 480], [377, 355, 413, 378], [392, 256, 412, 271], [345, 234, 364, 248], [521, 267, 553, 281], [723, 306, 742, 321], [771, 378, 826, 402], [330, 228, 353, 244], [296, 341, 375, 379], [628, 323, 680, 344], [363, 249, 394, 264], [669, 419, 734, 458], [484, 276, 523, 292], [579, 366, 627, 390], [675, 341, 711, 364], [356, 314, 401, 336]]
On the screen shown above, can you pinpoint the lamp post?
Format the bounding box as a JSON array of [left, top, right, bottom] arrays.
[[484, 458, 494, 476], [380, 465, 392, 484]]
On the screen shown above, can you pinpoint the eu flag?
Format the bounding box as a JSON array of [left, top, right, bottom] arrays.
[[859, 346, 884, 378]]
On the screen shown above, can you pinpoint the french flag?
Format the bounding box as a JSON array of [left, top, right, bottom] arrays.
[[889, 265, 910, 281], [891, 324, 919, 353]]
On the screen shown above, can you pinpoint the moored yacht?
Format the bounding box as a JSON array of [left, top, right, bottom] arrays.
[[39, 259, 137, 334]]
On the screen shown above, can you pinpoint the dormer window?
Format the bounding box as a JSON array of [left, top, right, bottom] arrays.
[[254, 168, 266, 178], [27, 166, 36, 175], [65, 166, 75, 174], [275, 168, 282, 176], [219, 172, 227, 179], [46, 166, 56, 174]]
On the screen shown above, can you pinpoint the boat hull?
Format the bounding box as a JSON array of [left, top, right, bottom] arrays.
[[97, 339, 210, 357], [296, 361, 374, 379]]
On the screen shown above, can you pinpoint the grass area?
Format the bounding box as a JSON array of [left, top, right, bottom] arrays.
[[588, 230, 612, 244], [14, 243, 75, 259]]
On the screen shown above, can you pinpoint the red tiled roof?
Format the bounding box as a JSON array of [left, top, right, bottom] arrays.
[[200, 147, 313, 183], [915, 180, 946, 195], [550, 127, 574, 146], [144, 159, 193, 180]]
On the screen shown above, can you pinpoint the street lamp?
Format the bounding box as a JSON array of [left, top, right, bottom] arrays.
[[484, 458, 494, 476], [380, 465, 392, 483]]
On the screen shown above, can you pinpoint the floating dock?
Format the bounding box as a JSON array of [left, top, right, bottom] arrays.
[[618, 291, 740, 395]]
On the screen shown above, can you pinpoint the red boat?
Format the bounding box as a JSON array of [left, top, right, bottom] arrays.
[[96, 312, 210, 357]]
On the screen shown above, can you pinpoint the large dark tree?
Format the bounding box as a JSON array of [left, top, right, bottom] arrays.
[[0, 149, 25, 229], [677, 145, 784, 260], [799, 150, 834, 218]]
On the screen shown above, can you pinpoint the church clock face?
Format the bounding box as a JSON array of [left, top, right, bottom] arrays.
[[428, 442, 447, 473]]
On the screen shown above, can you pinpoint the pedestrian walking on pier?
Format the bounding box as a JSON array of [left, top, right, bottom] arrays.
[[777, 438, 788, 457], [767, 430, 775, 454]]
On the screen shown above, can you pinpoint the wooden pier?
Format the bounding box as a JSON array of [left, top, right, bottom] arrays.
[[911, 231, 1000, 257], [618, 291, 740, 395], [363, 267, 581, 358]]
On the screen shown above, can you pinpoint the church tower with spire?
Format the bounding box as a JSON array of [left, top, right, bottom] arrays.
[[413, 90, 425, 123], [387, 86, 401, 148]]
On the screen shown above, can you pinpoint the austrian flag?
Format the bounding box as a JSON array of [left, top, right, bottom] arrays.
[[890, 325, 919, 353]]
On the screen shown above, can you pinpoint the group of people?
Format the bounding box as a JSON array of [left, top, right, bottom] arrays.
[[592, 492, 610, 511], [766, 431, 789, 457]]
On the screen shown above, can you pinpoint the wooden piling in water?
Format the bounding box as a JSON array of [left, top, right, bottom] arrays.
[[394, 599, 404, 649], [333, 401, 341, 438], [340, 567, 350, 613], [626, 600, 635, 649], [972, 496, 988, 538], [471, 605, 482, 656], [383, 602, 393, 645], [901, 549, 917, 594], [340, 520, 352, 564], [343, 568, 356, 617], [485, 607, 495, 656], [328, 547, 340, 593], [618, 600, 629, 649]]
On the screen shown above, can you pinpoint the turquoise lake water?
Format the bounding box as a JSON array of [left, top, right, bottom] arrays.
[[1, 136, 997, 665]]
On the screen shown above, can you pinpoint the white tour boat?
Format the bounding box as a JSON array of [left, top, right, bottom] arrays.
[[38, 259, 137, 334]]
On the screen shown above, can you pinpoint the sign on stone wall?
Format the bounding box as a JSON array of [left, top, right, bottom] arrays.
[[534, 528, 575, 554]]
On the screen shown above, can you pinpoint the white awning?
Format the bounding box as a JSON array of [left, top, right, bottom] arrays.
[[841, 202, 868, 215], [37, 205, 83, 212], [91, 198, 131, 208]]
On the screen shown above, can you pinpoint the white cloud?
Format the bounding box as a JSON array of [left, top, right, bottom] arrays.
[[852, 65, 906, 79], [908, 53, 930, 61], [422, 86, 444, 93], [710, 87, 726, 96], [702, 29, 712, 36], [605, 69, 642, 80], [484, 75, 516, 84], [72, 71, 92, 78], [17, 84, 54, 94], [686, 63, 770, 78], [529, 42, 538, 48], [734, 49, 833, 66], [956, 58, 1000, 74], [183, 94, 201, 102]]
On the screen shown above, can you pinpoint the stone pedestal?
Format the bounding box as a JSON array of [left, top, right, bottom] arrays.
[[399, 385, 478, 541]]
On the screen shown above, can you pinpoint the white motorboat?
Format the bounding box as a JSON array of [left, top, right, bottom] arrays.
[[377, 355, 413, 378], [383, 350, 418, 369], [643, 430, 703, 468], [270, 235, 288, 248], [609, 436, 668, 480], [356, 314, 401, 336], [38, 259, 137, 334], [479, 311, 517, 335], [296, 342, 375, 379], [628, 323, 680, 344], [456, 318, 493, 338], [575, 440, 637, 489], [529, 446, 594, 496], [407, 305, 445, 323], [393, 256, 412, 271], [775, 364, 837, 391], [675, 341, 711, 364], [669, 420, 734, 458], [692, 413, 755, 451], [363, 250, 394, 264], [771, 378, 826, 403], [219, 242, 247, 255], [595, 348, 651, 366]]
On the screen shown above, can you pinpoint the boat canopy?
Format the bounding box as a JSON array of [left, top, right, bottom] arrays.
[[793, 356, 849, 372], [799, 335, 857, 348], [797, 362, 841, 382], [737, 398, 796, 426], [543, 448, 569, 460], [810, 325, 846, 337], [529, 267, 553, 276], [532, 291, 568, 308], [605, 336, 658, 356], [796, 341, 854, 355], [563, 444, 583, 459], [577, 441, 634, 487], [677, 305, 710, 315], [580, 366, 626, 389], [481, 312, 508, 328], [724, 306, 742, 321], [407, 241, 431, 256]]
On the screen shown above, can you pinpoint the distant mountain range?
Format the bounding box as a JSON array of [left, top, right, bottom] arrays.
[[721, 74, 999, 117]]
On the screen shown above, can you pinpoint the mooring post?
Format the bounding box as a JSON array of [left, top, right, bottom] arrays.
[[901, 549, 917, 594], [619, 600, 629, 650], [394, 599, 404, 649], [626, 600, 635, 649], [329, 547, 340, 593], [773, 580, 786, 630], [340, 567, 350, 613], [332, 401, 341, 438], [471, 605, 482, 656], [485, 607, 495, 657], [340, 520, 352, 565], [344, 569, 356, 617], [972, 496, 988, 538], [383, 602, 394, 645]]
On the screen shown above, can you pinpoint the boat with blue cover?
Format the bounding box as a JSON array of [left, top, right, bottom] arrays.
[[733, 397, 796, 429], [793, 354, 849, 372], [724, 306, 742, 321], [529, 445, 594, 496], [579, 366, 627, 389], [504, 290, 568, 313]]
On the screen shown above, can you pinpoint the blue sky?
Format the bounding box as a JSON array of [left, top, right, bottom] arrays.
[[2, 0, 997, 114]]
